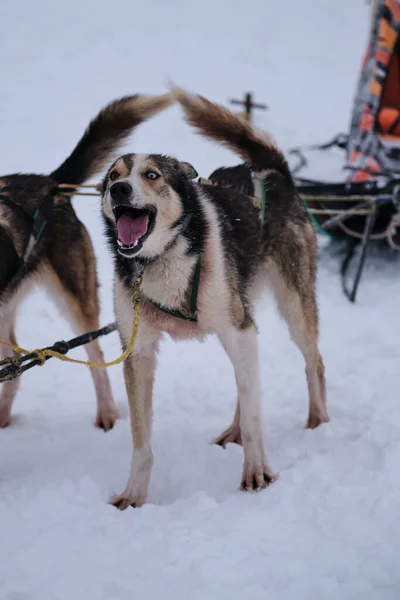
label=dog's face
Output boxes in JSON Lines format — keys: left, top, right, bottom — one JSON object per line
{"left": 102, "top": 153, "right": 198, "bottom": 259}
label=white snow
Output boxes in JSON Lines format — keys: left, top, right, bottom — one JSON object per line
{"left": 1, "top": 1, "right": 400, "bottom": 598}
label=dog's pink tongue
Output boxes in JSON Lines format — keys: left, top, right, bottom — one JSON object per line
{"left": 117, "top": 214, "right": 149, "bottom": 246}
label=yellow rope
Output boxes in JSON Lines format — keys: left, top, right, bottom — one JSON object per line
{"left": 63, "top": 192, "right": 101, "bottom": 197}
{"left": 1, "top": 177, "right": 381, "bottom": 373}
{"left": 57, "top": 183, "right": 379, "bottom": 215}
{"left": 307, "top": 207, "right": 374, "bottom": 216}
{"left": 0, "top": 287, "right": 141, "bottom": 369}
{"left": 57, "top": 183, "right": 101, "bottom": 197}
{"left": 300, "top": 195, "right": 376, "bottom": 203}
{"left": 57, "top": 184, "right": 99, "bottom": 189}
{"left": 299, "top": 194, "right": 377, "bottom": 216}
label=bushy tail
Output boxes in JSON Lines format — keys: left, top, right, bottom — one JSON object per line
{"left": 171, "top": 85, "right": 290, "bottom": 178}
{"left": 50, "top": 94, "right": 172, "bottom": 185}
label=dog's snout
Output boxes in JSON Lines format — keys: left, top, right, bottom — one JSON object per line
{"left": 110, "top": 182, "right": 133, "bottom": 205}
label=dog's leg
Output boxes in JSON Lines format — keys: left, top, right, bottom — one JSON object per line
{"left": 46, "top": 218, "right": 119, "bottom": 431}
{"left": 64, "top": 303, "right": 119, "bottom": 431}
{"left": 85, "top": 338, "right": 119, "bottom": 431}
{"left": 0, "top": 318, "right": 20, "bottom": 427}
{"left": 269, "top": 263, "right": 328, "bottom": 429}
{"left": 111, "top": 345, "right": 157, "bottom": 509}
{"left": 218, "top": 325, "right": 274, "bottom": 491}
{"left": 63, "top": 299, "right": 119, "bottom": 432}
{"left": 44, "top": 269, "right": 119, "bottom": 432}
{"left": 213, "top": 401, "right": 242, "bottom": 448}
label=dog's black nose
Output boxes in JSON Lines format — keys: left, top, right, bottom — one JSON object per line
{"left": 110, "top": 181, "right": 133, "bottom": 205}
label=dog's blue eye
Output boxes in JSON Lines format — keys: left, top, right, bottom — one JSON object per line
{"left": 146, "top": 171, "right": 159, "bottom": 180}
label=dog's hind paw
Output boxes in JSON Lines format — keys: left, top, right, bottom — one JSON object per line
{"left": 95, "top": 404, "right": 119, "bottom": 432}
{"left": 306, "top": 411, "right": 329, "bottom": 430}
{"left": 0, "top": 406, "right": 11, "bottom": 428}
{"left": 213, "top": 424, "right": 242, "bottom": 448}
{"left": 110, "top": 491, "right": 146, "bottom": 510}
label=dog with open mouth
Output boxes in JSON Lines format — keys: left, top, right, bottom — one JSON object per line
{"left": 0, "top": 92, "right": 172, "bottom": 430}
{"left": 101, "top": 86, "right": 329, "bottom": 509}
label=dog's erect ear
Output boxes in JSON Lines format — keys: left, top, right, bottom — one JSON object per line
{"left": 180, "top": 161, "right": 198, "bottom": 179}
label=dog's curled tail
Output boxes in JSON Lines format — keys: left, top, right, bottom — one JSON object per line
{"left": 171, "top": 85, "right": 291, "bottom": 179}
{"left": 50, "top": 94, "right": 172, "bottom": 185}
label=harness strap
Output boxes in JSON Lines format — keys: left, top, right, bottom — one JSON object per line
{"left": 148, "top": 257, "right": 201, "bottom": 322}
{"left": 0, "top": 193, "right": 55, "bottom": 276}
{"left": 22, "top": 194, "right": 55, "bottom": 264}
{"left": 148, "top": 175, "right": 266, "bottom": 322}
{"left": 200, "top": 176, "right": 266, "bottom": 223}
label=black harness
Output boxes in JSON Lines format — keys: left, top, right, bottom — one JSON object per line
{"left": 0, "top": 193, "right": 55, "bottom": 286}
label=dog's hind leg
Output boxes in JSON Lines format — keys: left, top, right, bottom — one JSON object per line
{"left": 268, "top": 260, "right": 328, "bottom": 429}
{"left": 213, "top": 401, "right": 242, "bottom": 448}
{"left": 46, "top": 219, "right": 118, "bottom": 431}
{"left": 46, "top": 277, "right": 119, "bottom": 431}
{"left": 0, "top": 229, "right": 21, "bottom": 427}
{"left": 0, "top": 316, "right": 20, "bottom": 427}
{"left": 218, "top": 324, "right": 275, "bottom": 492}
{"left": 47, "top": 276, "right": 119, "bottom": 431}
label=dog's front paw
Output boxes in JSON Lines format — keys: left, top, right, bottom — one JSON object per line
{"left": 240, "top": 462, "right": 276, "bottom": 492}
{"left": 95, "top": 404, "right": 119, "bottom": 432}
{"left": 110, "top": 489, "right": 147, "bottom": 510}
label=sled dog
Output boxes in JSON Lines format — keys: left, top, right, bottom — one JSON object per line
{"left": 101, "top": 87, "right": 328, "bottom": 508}
{"left": 0, "top": 93, "right": 172, "bottom": 429}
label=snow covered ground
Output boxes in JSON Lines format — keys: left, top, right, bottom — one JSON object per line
{"left": 1, "top": 0, "right": 400, "bottom": 598}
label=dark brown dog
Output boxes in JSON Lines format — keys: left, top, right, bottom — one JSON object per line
{"left": 0, "top": 93, "right": 172, "bottom": 429}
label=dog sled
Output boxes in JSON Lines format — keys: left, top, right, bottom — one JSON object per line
{"left": 291, "top": 0, "right": 400, "bottom": 302}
